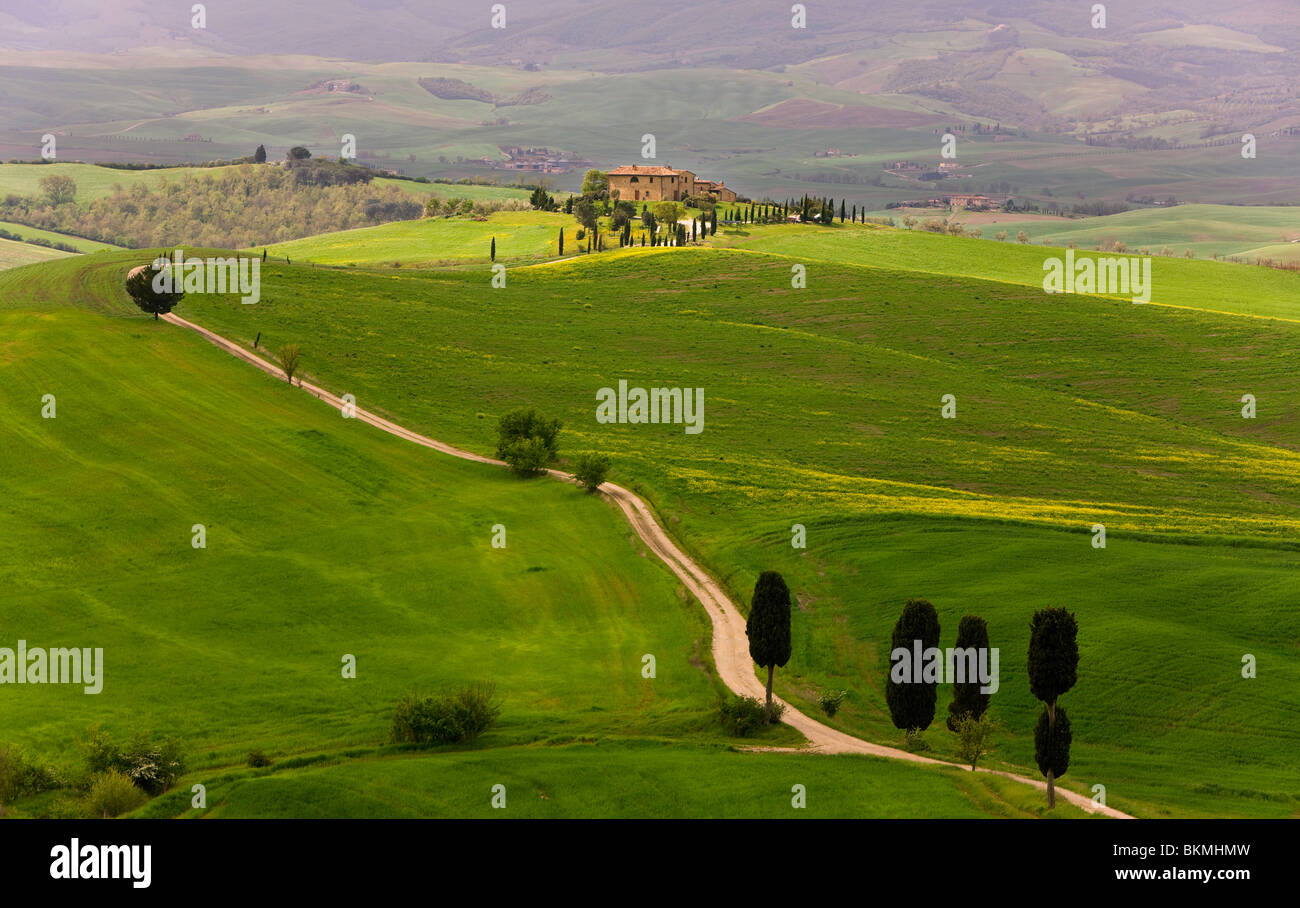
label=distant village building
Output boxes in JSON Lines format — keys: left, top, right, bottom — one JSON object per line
{"left": 946, "top": 194, "right": 994, "bottom": 209}
{"left": 606, "top": 165, "right": 738, "bottom": 202}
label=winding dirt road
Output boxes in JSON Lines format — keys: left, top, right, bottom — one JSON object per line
{"left": 163, "top": 311, "right": 1132, "bottom": 818}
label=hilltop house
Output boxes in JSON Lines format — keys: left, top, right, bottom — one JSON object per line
{"left": 607, "top": 165, "right": 738, "bottom": 203}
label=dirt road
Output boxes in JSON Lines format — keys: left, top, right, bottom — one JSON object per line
{"left": 163, "top": 311, "right": 1133, "bottom": 818}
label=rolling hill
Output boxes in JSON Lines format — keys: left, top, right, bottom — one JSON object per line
{"left": 0, "top": 250, "right": 1089, "bottom": 818}
{"left": 159, "top": 221, "right": 1300, "bottom": 818}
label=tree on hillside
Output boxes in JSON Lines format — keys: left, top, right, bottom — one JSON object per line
{"left": 287, "top": 146, "right": 312, "bottom": 161}
{"left": 652, "top": 201, "right": 684, "bottom": 227}
{"left": 254, "top": 144, "right": 267, "bottom": 163}
{"left": 276, "top": 344, "right": 301, "bottom": 384}
{"left": 580, "top": 169, "right": 609, "bottom": 201}
{"left": 124, "top": 263, "right": 184, "bottom": 320}
{"left": 573, "top": 198, "right": 599, "bottom": 234}
{"left": 558, "top": 227, "right": 564, "bottom": 256}
{"left": 490, "top": 236, "right": 496, "bottom": 261}
{"left": 573, "top": 453, "right": 610, "bottom": 492}
{"left": 496, "top": 408, "right": 562, "bottom": 477}
{"left": 746, "top": 571, "right": 792, "bottom": 713}
{"left": 1027, "top": 607, "right": 1078, "bottom": 808}
{"left": 529, "top": 186, "right": 554, "bottom": 211}
{"left": 39, "top": 174, "right": 77, "bottom": 206}
{"left": 885, "top": 598, "right": 941, "bottom": 735}
{"left": 641, "top": 210, "right": 657, "bottom": 239}
{"left": 839, "top": 200, "right": 846, "bottom": 222}
{"left": 946, "top": 614, "right": 992, "bottom": 731}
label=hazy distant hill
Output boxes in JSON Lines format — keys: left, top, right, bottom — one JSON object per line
{"left": 5, "top": 0, "right": 1298, "bottom": 64}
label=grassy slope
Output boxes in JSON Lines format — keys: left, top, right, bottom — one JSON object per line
{"left": 173, "top": 240, "right": 1300, "bottom": 818}
{"left": 0, "top": 236, "right": 73, "bottom": 269}
{"left": 0, "top": 220, "right": 119, "bottom": 253}
{"left": 0, "top": 250, "right": 1059, "bottom": 819}
{"left": 267, "top": 210, "right": 569, "bottom": 266}
{"left": 941, "top": 205, "right": 1300, "bottom": 261}
{"left": 141, "top": 743, "right": 1087, "bottom": 819}
{"left": 0, "top": 163, "right": 254, "bottom": 202}
{"left": 713, "top": 222, "right": 1300, "bottom": 321}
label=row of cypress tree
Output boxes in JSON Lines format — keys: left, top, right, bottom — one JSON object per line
{"left": 884, "top": 598, "right": 1078, "bottom": 808}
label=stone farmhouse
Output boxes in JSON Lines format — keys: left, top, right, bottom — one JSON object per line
{"left": 606, "top": 165, "right": 738, "bottom": 203}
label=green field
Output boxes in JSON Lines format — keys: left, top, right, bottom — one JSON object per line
{"left": 937, "top": 205, "right": 1300, "bottom": 262}
{"left": 166, "top": 228, "right": 1300, "bottom": 818}
{"left": 268, "top": 210, "right": 568, "bottom": 266}
{"left": 711, "top": 221, "right": 1300, "bottom": 321}
{"left": 0, "top": 236, "right": 74, "bottom": 269}
{"left": 0, "top": 249, "right": 1095, "bottom": 819}
{"left": 0, "top": 219, "right": 119, "bottom": 253}
{"left": 141, "top": 742, "right": 1087, "bottom": 819}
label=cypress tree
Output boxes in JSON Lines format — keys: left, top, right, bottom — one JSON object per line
{"left": 490, "top": 236, "right": 496, "bottom": 261}
{"left": 840, "top": 200, "right": 846, "bottom": 222}
{"left": 885, "top": 598, "right": 942, "bottom": 734}
{"left": 558, "top": 227, "right": 564, "bottom": 256}
{"left": 746, "top": 571, "right": 793, "bottom": 711}
{"left": 1028, "top": 607, "right": 1079, "bottom": 808}
{"left": 946, "top": 615, "right": 992, "bottom": 731}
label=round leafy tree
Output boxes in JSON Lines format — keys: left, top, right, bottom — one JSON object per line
{"left": 125, "top": 263, "right": 184, "bottom": 320}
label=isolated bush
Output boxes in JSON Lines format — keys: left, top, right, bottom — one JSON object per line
{"left": 0, "top": 744, "right": 60, "bottom": 804}
{"left": 84, "top": 770, "right": 147, "bottom": 818}
{"left": 246, "top": 749, "right": 273, "bottom": 768}
{"left": 390, "top": 683, "right": 501, "bottom": 746}
{"left": 717, "top": 695, "right": 769, "bottom": 737}
{"left": 496, "top": 409, "right": 561, "bottom": 475}
{"left": 818, "top": 689, "right": 848, "bottom": 717}
{"left": 573, "top": 453, "right": 610, "bottom": 491}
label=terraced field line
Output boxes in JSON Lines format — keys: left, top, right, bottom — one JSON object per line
{"left": 163, "top": 311, "right": 1133, "bottom": 819}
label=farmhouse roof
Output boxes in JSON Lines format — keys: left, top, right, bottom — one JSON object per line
{"left": 608, "top": 165, "right": 681, "bottom": 175}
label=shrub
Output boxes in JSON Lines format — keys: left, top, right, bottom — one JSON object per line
{"left": 0, "top": 744, "right": 60, "bottom": 804}
{"left": 572, "top": 453, "right": 610, "bottom": 491}
{"left": 247, "top": 749, "right": 273, "bottom": 768}
{"left": 76, "top": 726, "right": 185, "bottom": 795}
{"left": 117, "top": 733, "right": 186, "bottom": 795}
{"left": 717, "top": 695, "right": 769, "bottom": 737}
{"left": 84, "top": 770, "right": 147, "bottom": 818}
{"left": 500, "top": 436, "right": 551, "bottom": 476}
{"left": 902, "top": 728, "right": 930, "bottom": 752}
{"left": 390, "top": 684, "right": 501, "bottom": 746}
{"left": 764, "top": 701, "right": 786, "bottom": 724}
{"left": 818, "top": 689, "right": 848, "bottom": 717}
{"left": 496, "top": 409, "right": 561, "bottom": 475}
{"left": 954, "top": 713, "right": 996, "bottom": 770}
